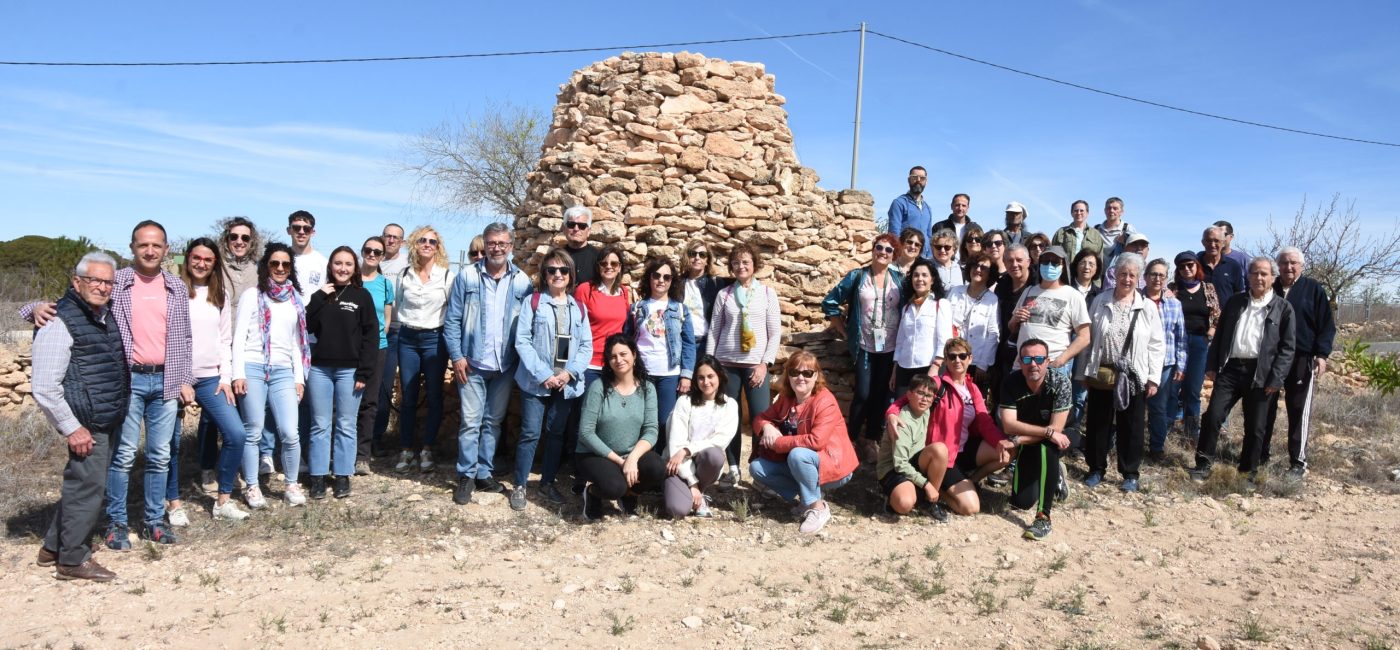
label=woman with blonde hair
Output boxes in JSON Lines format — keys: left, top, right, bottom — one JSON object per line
{"left": 393, "top": 226, "right": 454, "bottom": 473}
{"left": 749, "top": 351, "right": 858, "bottom": 534}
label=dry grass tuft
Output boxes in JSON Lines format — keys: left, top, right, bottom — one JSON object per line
{"left": 0, "top": 407, "right": 66, "bottom": 535}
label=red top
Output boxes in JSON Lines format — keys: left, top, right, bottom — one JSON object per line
{"left": 753, "top": 388, "right": 859, "bottom": 485}
{"left": 887, "top": 375, "right": 1006, "bottom": 468}
{"left": 574, "top": 282, "right": 630, "bottom": 369}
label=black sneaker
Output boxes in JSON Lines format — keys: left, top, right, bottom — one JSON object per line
{"left": 1188, "top": 465, "right": 1212, "bottom": 482}
{"left": 140, "top": 521, "right": 179, "bottom": 545}
{"left": 986, "top": 467, "right": 1011, "bottom": 487}
{"left": 619, "top": 495, "right": 639, "bottom": 519}
{"left": 1285, "top": 464, "right": 1308, "bottom": 482}
{"left": 509, "top": 485, "right": 528, "bottom": 511}
{"left": 453, "top": 476, "right": 474, "bottom": 505}
{"left": 582, "top": 485, "right": 603, "bottom": 521}
{"left": 1022, "top": 516, "right": 1052, "bottom": 541}
{"left": 1146, "top": 449, "right": 1167, "bottom": 464}
{"left": 925, "top": 502, "right": 949, "bottom": 522}
{"left": 475, "top": 477, "right": 507, "bottom": 494}
{"left": 571, "top": 478, "right": 586, "bottom": 496}
{"left": 104, "top": 523, "right": 132, "bottom": 551}
{"left": 309, "top": 475, "right": 328, "bottom": 500}
{"left": 542, "top": 483, "right": 567, "bottom": 504}
{"left": 332, "top": 475, "right": 352, "bottom": 499}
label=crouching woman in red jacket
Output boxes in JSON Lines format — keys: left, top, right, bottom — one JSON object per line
{"left": 749, "top": 351, "right": 858, "bottom": 535}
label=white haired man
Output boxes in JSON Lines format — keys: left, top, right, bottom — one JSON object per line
{"left": 1264, "top": 246, "right": 1335, "bottom": 480}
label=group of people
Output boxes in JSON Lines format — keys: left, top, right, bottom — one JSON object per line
{"left": 872, "top": 168, "right": 1335, "bottom": 539}
{"left": 31, "top": 183, "right": 1335, "bottom": 581}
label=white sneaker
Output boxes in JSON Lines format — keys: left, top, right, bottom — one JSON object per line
{"left": 799, "top": 505, "right": 832, "bottom": 534}
{"left": 199, "top": 470, "right": 218, "bottom": 494}
{"left": 259, "top": 455, "right": 275, "bottom": 476}
{"left": 244, "top": 485, "right": 267, "bottom": 510}
{"left": 212, "top": 500, "right": 251, "bottom": 521}
{"left": 167, "top": 507, "right": 190, "bottom": 527}
{"left": 284, "top": 483, "right": 306, "bottom": 507}
{"left": 396, "top": 450, "right": 416, "bottom": 472}
{"left": 419, "top": 449, "right": 436, "bottom": 472}
{"left": 693, "top": 495, "right": 714, "bottom": 518}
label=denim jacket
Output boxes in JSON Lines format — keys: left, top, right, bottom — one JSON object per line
{"left": 513, "top": 292, "right": 593, "bottom": 399}
{"left": 623, "top": 297, "right": 696, "bottom": 379}
{"left": 821, "top": 266, "right": 905, "bottom": 359}
{"left": 444, "top": 261, "right": 534, "bottom": 370}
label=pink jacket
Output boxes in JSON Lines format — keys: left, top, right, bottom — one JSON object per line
{"left": 753, "top": 388, "right": 859, "bottom": 485}
{"left": 887, "top": 375, "right": 1006, "bottom": 468}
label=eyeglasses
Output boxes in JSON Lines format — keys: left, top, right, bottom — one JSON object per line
{"left": 362, "top": 247, "right": 384, "bottom": 257}
{"left": 268, "top": 260, "right": 292, "bottom": 270}
{"left": 484, "top": 241, "right": 511, "bottom": 250}
{"left": 1021, "top": 355, "right": 1048, "bottom": 366}
{"left": 600, "top": 260, "right": 621, "bottom": 269}
{"left": 903, "top": 240, "right": 923, "bottom": 248}
{"left": 934, "top": 244, "right": 954, "bottom": 252}
{"left": 946, "top": 352, "right": 970, "bottom": 361}
{"left": 873, "top": 244, "right": 896, "bottom": 254}
{"left": 290, "top": 225, "right": 313, "bottom": 234}
{"left": 77, "top": 275, "right": 113, "bottom": 288}
{"left": 791, "top": 369, "right": 817, "bottom": 379}
{"left": 544, "top": 265, "right": 571, "bottom": 277}
{"left": 226, "top": 233, "right": 251, "bottom": 243}
{"left": 911, "top": 389, "right": 936, "bottom": 400}
{"left": 688, "top": 250, "right": 709, "bottom": 259}
{"left": 1146, "top": 272, "right": 1168, "bottom": 279}
{"left": 417, "top": 237, "right": 438, "bottom": 246}
{"left": 565, "top": 221, "right": 589, "bottom": 230}
{"left": 651, "top": 272, "right": 673, "bottom": 282}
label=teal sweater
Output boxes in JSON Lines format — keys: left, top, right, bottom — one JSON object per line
{"left": 576, "top": 379, "right": 658, "bottom": 456}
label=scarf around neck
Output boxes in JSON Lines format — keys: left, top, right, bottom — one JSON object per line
{"left": 257, "top": 280, "right": 310, "bottom": 380}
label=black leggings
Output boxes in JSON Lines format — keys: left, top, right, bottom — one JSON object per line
{"left": 849, "top": 350, "right": 896, "bottom": 441}
{"left": 577, "top": 452, "right": 666, "bottom": 500}
{"left": 1009, "top": 435, "right": 1073, "bottom": 518}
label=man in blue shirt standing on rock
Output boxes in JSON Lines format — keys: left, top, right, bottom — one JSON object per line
{"left": 887, "top": 166, "right": 933, "bottom": 258}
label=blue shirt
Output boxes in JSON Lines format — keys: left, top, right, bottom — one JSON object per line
{"left": 476, "top": 271, "right": 514, "bottom": 372}
{"left": 1154, "top": 295, "right": 1188, "bottom": 370}
{"left": 887, "top": 193, "right": 934, "bottom": 257}
{"left": 362, "top": 274, "right": 395, "bottom": 349}
{"left": 1200, "top": 253, "right": 1245, "bottom": 299}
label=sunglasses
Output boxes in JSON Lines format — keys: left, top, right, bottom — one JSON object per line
{"left": 362, "top": 247, "right": 384, "bottom": 257}
{"left": 1021, "top": 355, "right": 1048, "bottom": 366}
{"left": 565, "top": 221, "right": 589, "bottom": 230}
{"left": 417, "top": 237, "right": 439, "bottom": 246}
{"left": 688, "top": 250, "right": 710, "bottom": 259}
{"left": 791, "top": 369, "right": 818, "bottom": 379}
{"left": 289, "top": 224, "right": 313, "bottom": 234}
{"left": 986, "top": 239, "right": 1005, "bottom": 247}
{"left": 226, "top": 233, "right": 251, "bottom": 243}
{"left": 544, "top": 265, "right": 571, "bottom": 277}
{"left": 651, "top": 272, "right": 673, "bottom": 282}
{"left": 903, "top": 240, "right": 923, "bottom": 248}
{"left": 600, "top": 260, "right": 621, "bottom": 269}
{"left": 935, "top": 245, "right": 954, "bottom": 252}
{"left": 469, "top": 250, "right": 484, "bottom": 258}
{"left": 946, "top": 352, "right": 970, "bottom": 361}
{"left": 973, "top": 265, "right": 992, "bottom": 272}
{"left": 268, "top": 260, "right": 292, "bottom": 270}
{"left": 873, "top": 244, "right": 896, "bottom": 254}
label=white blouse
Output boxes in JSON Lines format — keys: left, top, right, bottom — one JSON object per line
{"left": 394, "top": 265, "right": 454, "bottom": 330}
{"left": 947, "top": 285, "right": 1001, "bottom": 369}
{"left": 894, "top": 296, "right": 954, "bottom": 369}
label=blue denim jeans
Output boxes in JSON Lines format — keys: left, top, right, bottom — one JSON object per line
{"left": 308, "top": 365, "right": 363, "bottom": 477}
{"left": 191, "top": 376, "right": 247, "bottom": 495}
{"left": 374, "top": 325, "right": 400, "bottom": 445}
{"left": 1179, "top": 333, "right": 1209, "bottom": 422}
{"left": 240, "top": 363, "right": 302, "bottom": 485}
{"left": 107, "top": 371, "right": 178, "bottom": 527}
{"left": 518, "top": 391, "right": 577, "bottom": 487}
{"left": 749, "top": 447, "right": 853, "bottom": 507}
{"left": 650, "top": 374, "right": 680, "bottom": 456}
{"left": 455, "top": 367, "right": 513, "bottom": 479}
{"left": 1148, "top": 366, "right": 1181, "bottom": 452}
{"left": 398, "top": 327, "right": 446, "bottom": 450}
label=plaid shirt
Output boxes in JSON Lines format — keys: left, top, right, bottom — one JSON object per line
{"left": 23, "top": 267, "right": 193, "bottom": 400}
{"left": 1153, "top": 294, "right": 1188, "bottom": 370}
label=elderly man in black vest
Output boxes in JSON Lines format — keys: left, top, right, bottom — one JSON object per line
{"left": 32, "top": 252, "right": 130, "bottom": 581}
{"left": 1264, "top": 246, "right": 1335, "bottom": 480}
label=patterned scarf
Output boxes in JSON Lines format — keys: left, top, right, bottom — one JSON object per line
{"left": 735, "top": 283, "right": 756, "bottom": 353}
{"left": 258, "top": 280, "right": 310, "bottom": 380}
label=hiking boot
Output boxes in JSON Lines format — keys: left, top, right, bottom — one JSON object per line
{"left": 55, "top": 560, "right": 116, "bottom": 582}
{"left": 509, "top": 485, "right": 528, "bottom": 511}
{"left": 333, "top": 475, "right": 352, "bottom": 499}
{"left": 36, "top": 546, "right": 58, "bottom": 567}
{"left": 140, "top": 522, "right": 179, "bottom": 545}
{"left": 1023, "top": 516, "right": 1052, "bottom": 541}
{"left": 542, "top": 483, "right": 567, "bottom": 504}
{"left": 244, "top": 485, "right": 268, "bottom": 509}
{"left": 212, "top": 500, "right": 251, "bottom": 521}
{"left": 419, "top": 449, "right": 437, "bottom": 472}
{"left": 798, "top": 506, "right": 832, "bottom": 534}
{"left": 395, "top": 450, "right": 416, "bottom": 472}
{"left": 104, "top": 523, "right": 132, "bottom": 551}
{"left": 1120, "top": 477, "right": 1140, "bottom": 493}
{"left": 475, "top": 477, "right": 507, "bottom": 494}
{"left": 453, "top": 476, "right": 474, "bottom": 505}
{"left": 1082, "top": 472, "right": 1104, "bottom": 488}
{"left": 309, "top": 475, "right": 328, "bottom": 500}
{"left": 582, "top": 485, "right": 603, "bottom": 521}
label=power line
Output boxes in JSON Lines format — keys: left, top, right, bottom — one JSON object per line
{"left": 0, "top": 29, "right": 858, "bottom": 67}
{"left": 868, "top": 30, "right": 1400, "bottom": 149}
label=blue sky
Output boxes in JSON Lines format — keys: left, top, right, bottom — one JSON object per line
{"left": 2, "top": 1, "right": 1398, "bottom": 271}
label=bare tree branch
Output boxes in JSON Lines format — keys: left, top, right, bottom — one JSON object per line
{"left": 1254, "top": 193, "right": 1400, "bottom": 304}
{"left": 398, "top": 101, "right": 547, "bottom": 218}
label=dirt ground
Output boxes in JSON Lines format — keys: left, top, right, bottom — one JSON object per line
{"left": 3, "top": 434, "right": 1398, "bottom": 650}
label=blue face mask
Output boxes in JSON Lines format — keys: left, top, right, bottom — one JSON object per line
{"left": 1039, "top": 263, "right": 1063, "bottom": 283}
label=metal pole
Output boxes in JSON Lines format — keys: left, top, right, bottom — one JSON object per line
{"left": 849, "top": 21, "right": 866, "bottom": 189}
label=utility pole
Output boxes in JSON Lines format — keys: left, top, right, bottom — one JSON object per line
{"left": 849, "top": 21, "right": 867, "bottom": 189}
